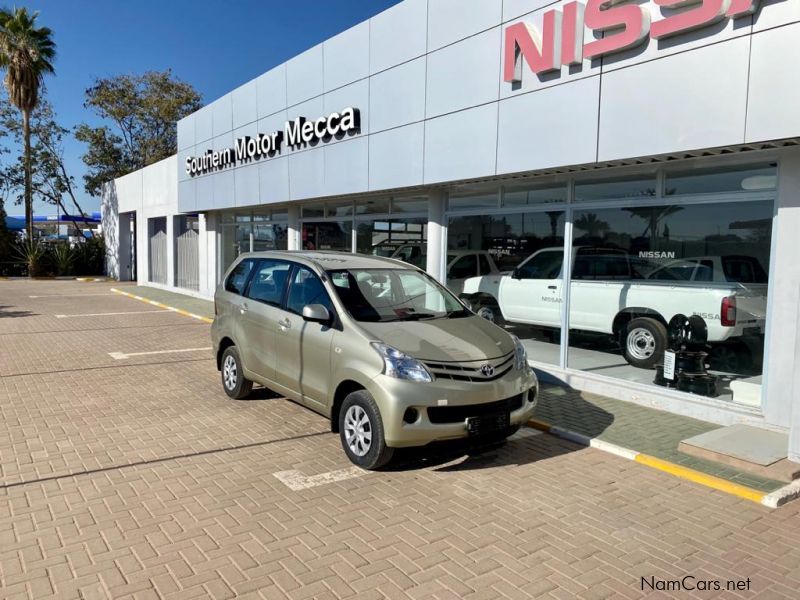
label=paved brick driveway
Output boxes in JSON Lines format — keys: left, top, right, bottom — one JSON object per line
{"left": 1, "top": 280, "right": 799, "bottom": 599}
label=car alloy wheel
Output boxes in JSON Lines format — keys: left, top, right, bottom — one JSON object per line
{"left": 223, "top": 354, "right": 237, "bottom": 390}
{"left": 343, "top": 404, "right": 372, "bottom": 457}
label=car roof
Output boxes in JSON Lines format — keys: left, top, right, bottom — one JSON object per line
{"left": 237, "top": 250, "right": 414, "bottom": 271}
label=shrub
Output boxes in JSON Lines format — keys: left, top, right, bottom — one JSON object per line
{"left": 73, "top": 235, "right": 106, "bottom": 276}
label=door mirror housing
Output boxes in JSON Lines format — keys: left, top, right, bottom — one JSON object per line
{"left": 511, "top": 269, "right": 522, "bottom": 280}
{"left": 302, "top": 303, "right": 331, "bottom": 324}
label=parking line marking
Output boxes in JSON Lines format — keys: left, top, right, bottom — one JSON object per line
{"left": 273, "top": 467, "right": 365, "bottom": 491}
{"left": 29, "top": 293, "right": 116, "bottom": 298}
{"left": 110, "top": 288, "right": 213, "bottom": 324}
{"left": 109, "top": 347, "right": 211, "bottom": 360}
{"left": 55, "top": 310, "right": 172, "bottom": 318}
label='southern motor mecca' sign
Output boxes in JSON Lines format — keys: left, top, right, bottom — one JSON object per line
{"left": 185, "top": 107, "right": 361, "bottom": 177}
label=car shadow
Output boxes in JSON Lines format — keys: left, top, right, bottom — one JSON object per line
{"left": 0, "top": 304, "right": 36, "bottom": 319}
{"left": 385, "top": 381, "right": 614, "bottom": 472}
{"left": 236, "top": 385, "right": 284, "bottom": 402}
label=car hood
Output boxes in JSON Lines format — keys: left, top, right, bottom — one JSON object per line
{"left": 356, "top": 315, "right": 515, "bottom": 362}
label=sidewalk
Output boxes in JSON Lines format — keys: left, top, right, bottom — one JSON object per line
{"left": 533, "top": 384, "right": 786, "bottom": 493}
{"left": 116, "top": 284, "right": 787, "bottom": 495}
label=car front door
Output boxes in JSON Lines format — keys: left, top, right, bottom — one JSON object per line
{"left": 447, "top": 254, "right": 478, "bottom": 295}
{"left": 241, "top": 259, "right": 292, "bottom": 382}
{"left": 273, "top": 265, "right": 337, "bottom": 410}
{"left": 499, "top": 249, "right": 563, "bottom": 326}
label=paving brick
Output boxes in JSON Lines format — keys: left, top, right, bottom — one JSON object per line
{"left": 2, "top": 280, "right": 800, "bottom": 600}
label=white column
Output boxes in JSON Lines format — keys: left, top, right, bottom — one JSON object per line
{"left": 763, "top": 149, "right": 800, "bottom": 462}
{"left": 288, "top": 205, "right": 301, "bottom": 250}
{"left": 426, "top": 191, "right": 446, "bottom": 283}
{"left": 166, "top": 215, "right": 176, "bottom": 287}
{"left": 198, "top": 213, "right": 210, "bottom": 296}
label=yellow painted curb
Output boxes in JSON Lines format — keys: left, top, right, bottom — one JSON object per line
{"left": 634, "top": 453, "right": 765, "bottom": 504}
{"left": 525, "top": 418, "right": 769, "bottom": 506}
{"left": 110, "top": 287, "right": 213, "bottom": 324}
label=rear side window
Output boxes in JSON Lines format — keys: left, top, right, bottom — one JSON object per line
{"left": 479, "top": 254, "right": 492, "bottom": 275}
{"left": 449, "top": 255, "right": 477, "bottom": 279}
{"left": 225, "top": 259, "right": 256, "bottom": 295}
{"left": 246, "top": 260, "right": 291, "bottom": 306}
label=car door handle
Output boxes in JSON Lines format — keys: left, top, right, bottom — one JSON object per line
{"left": 278, "top": 318, "right": 291, "bottom": 329}
{"left": 240, "top": 303, "right": 249, "bottom": 314}
{"left": 547, "top": 285, "right": 557, "bottom": 290}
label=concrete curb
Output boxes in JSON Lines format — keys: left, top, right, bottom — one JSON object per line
{"left": 526, "top": 418, "right": 795, "bottom": 508}
{"left": 110, "top": 288, "right": 213, "bottom": 324}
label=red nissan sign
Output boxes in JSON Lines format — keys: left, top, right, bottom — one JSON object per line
{"left": 504, "top": 0, "right": 762, "bottom": 82}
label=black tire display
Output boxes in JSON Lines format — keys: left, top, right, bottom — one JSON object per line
{"left": 339, "top": 390, "right": 394, "bottom": 470}
{"left": 623, "top": 317, "right": 668, "bottom": 369}
{"left": 220, "top": 346, "right": 254, "bottom": 400}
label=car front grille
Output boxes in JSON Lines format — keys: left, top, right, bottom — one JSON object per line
{"left": 427, "top": 393, "right": 525, "bottom": 424}
{"left": 423, "top": 351, "right": 515, "bottom": 383}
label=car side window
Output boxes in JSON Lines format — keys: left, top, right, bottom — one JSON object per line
{"left": 479, "top": 254, "right": 492, "bottom": 275}
{"left": 225, "top": 259, "right": 256, "bottom": 295}
{"left": 245, "top": 260, "right": 291, "bottom": 306}
{"left": 286, "top": 266, "right": 333, "bottom": 315}
{"left": 449, "top": 255, "right": 477, "bottom": 279}
{"left": 517, "top": 251, "right": 563, "bottom": 280}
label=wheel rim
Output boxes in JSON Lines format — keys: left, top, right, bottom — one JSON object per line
{"left": 223, "top": 354, "right": 237, "bottom": 390}
{"left": 343, "top": 405, "right": 372, "bottom": 457}
{"left": 477, "top": 306, "right": 496, "bottom": 322}
{"left": 627, "top": 328, "right": 656, "bottom": 360}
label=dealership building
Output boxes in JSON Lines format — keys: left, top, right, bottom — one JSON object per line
{"left": 101, "top": 0, "right": 800, "bottom": 462}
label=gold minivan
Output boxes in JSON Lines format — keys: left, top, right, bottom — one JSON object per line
{"left": 212, "top": 251, "right": 538, "bottom": 469}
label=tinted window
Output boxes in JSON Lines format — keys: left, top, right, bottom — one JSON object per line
{"left": 246, "top": 260, "right": 291, "bottom": 306}
{"left": 449, "top": 255, "right": 477, "bottom": 279}
{"left": 479, "top": 254, "right": 492, "bottom": 274}
{"left": 722, "top": 257, "right": 768, "bottom": 283}
{"left": 517, "top": 250, "right": 563, "bottom": 279}
{"left": 286, "top": 266, "right": 333, "bottom": 314}
{"left": 225, "top": 259, "right": 256, "bottom": 295}
{"left": 572, "top": 250, "right": 631, "bottom": 280}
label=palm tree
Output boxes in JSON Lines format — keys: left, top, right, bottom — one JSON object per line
{"left": 0, "top": 7, "right": 56, "bottom": 241}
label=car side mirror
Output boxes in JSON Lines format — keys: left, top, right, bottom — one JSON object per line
{"left": 511, "top": 269, "right": 522, "bottom": 280}
{"left": 302, "top": 303, "right": 331, "bottom": 324}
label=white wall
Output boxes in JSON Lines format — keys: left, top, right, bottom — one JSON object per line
{"left": 101, "top": 156, "right": 215, "bottom": 296}
{"left": 176, "top": 0, "right": 800, "bottom": 212}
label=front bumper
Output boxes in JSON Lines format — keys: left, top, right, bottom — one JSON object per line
{"left": 371, "top": 367, "right": 539, "bottom": 448}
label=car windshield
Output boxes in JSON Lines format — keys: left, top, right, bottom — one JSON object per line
{"left": 327, "top": 268, "right": 470, "bottom": 322}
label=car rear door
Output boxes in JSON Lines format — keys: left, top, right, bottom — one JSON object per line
{"left": 241, "top": 259, "right": 292, "bottom": 382}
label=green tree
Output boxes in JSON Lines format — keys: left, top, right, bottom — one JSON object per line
{"left": 0, "top": 94, "right": 93, "bottom": 238}
{"left": 76, "top": 70, "right": 202, "bottom": 195}
{"left": 0, "top": 7, "right": 56, "bottom": 240}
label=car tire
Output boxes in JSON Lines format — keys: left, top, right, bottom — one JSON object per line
{"left": 475, "top": 301, "right": 505, "bottom": 327}
{"left": 220, "top": 346, "right": 253, "bottom": 399}
{"left": 339, "top": 390, "right": 394, "bottom": 470}
{"left": 623, "top": 317, "right": 667, "bottom": 369}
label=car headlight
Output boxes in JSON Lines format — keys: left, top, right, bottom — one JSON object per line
{"left": 371, "top": 343, "right": 433, "bottom": 383}
{"left": 511, "top": 335, "right": 528, "bottom": 370}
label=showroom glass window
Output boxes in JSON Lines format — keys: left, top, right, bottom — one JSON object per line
{"left": 355, "top": 196, "right": 428, "bottom": 262}
{"left": 566, "top": 165, "right": 775, "bottom": 406}
{"left": 447, "top": 183, "right": 566, "bottom": 366}
{"left": 220, "top": 210, "right": 288, "bottom": 276}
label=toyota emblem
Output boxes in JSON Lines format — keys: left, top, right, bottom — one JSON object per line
{"left": 480, "top": 364, "right": 495, "bottom": 377}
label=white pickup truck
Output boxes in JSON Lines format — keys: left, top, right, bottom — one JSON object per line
{"left": 460, "top": 246, "right": 768, "bottom": 368}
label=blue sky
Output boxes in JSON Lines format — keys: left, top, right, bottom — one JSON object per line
{"left": 6, "top": 0, "right": 401, "bottom": 216}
